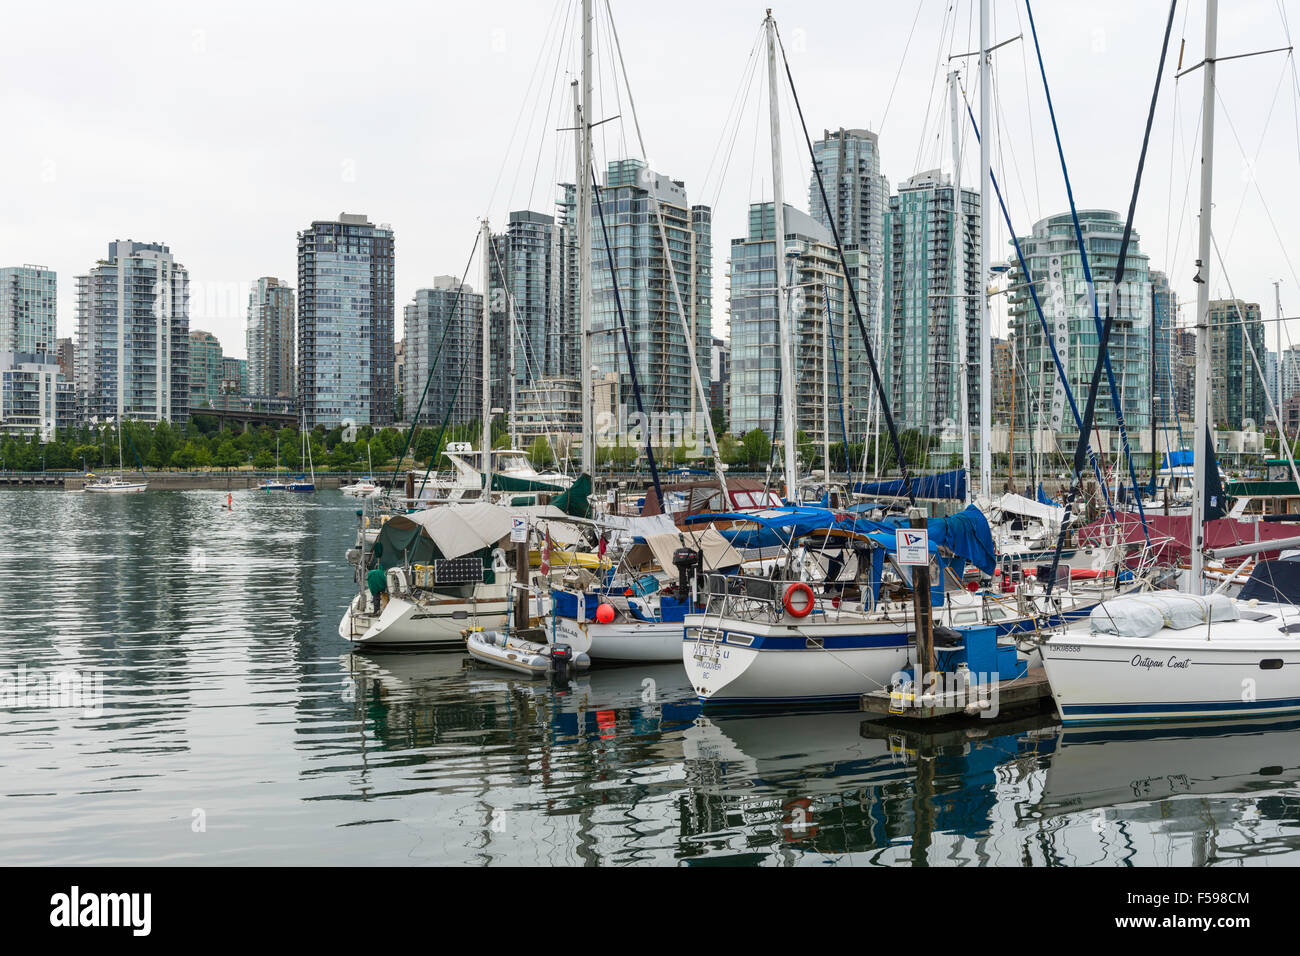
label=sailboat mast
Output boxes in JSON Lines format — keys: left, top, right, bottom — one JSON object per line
{"left": 1190, "top": 0, "right": 1218, "bottom": 592}
{"left": 481, "top": 217, "right": 494, "bottom": 494}
{"left": 822, "top": 289, "right": 830, "bottom": 483}
{"left": 765, "top": 10, "right": 799, "bottom": 502}
{"left": 1276, "top": 280, "right": 1284, "bottom": 426}
{"left": 950, "top": 70, "right": 972, "bottom": 504}
{"left": 978, "top": 0, "right": 993, "bottom": 499}
{"left": 578, "top": 0, "right": 594, "bottom": 478}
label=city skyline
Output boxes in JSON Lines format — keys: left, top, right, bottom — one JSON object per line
{"left": 4, "top": 1, "right": 1297, "bottom": 365}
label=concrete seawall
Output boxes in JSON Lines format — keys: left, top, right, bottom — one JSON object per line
{"left": 1, "top": 472, "right": 357, "bottom": 491}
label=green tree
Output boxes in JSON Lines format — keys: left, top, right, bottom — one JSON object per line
{"left": 740, "top": 428, "right": 771, "bottom": 469}
{"left": 212, "top": 440, "right": 240, "bottom": 470}
{"left": 527, "top": 435, "right": 556, "bottom": 469}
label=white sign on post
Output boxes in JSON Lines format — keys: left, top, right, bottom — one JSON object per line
{"left": 896, "top": 528, "right": 929, "bottom": 566}
{"left": 510, "top": 517, "right": 528, "bottom": 543}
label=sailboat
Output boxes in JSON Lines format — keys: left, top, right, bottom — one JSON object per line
{"left": 286, "top": 413, "right": 316, "bottom": 493}
{"left": 84, "top": 419, "right": 148, "bottom": 493}
{"left": 259, "top": 434, "right": 288, "bottom": 491}
{"left": 341, "top": 443, "right": 381, "bottom": 498}
{"left": 1039, "top": 0, "right": 1300, "bottom": 724}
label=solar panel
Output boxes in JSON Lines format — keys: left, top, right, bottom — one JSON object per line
{"left": 434, "top": 556, "right": 484, "bottom": 585}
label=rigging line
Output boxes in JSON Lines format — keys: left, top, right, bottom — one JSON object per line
{"left": 1209, "top": 233, "right": 1300, "bottom": 493}
{"left": 486, "top": 237, "right": 565, "bottom": 467}
{"left": 523, "top": 0, "right": 578, "bottom": 213}
{"left": 1043, "top": 0, "right": 1179, "bottom": 592}
{"left": 959, "top": 89, "right": 1114, "bottom": 515}
{"left": 1025, "top": 0, "right": 1153, "bottom": 545}
{"left": 1215, "top": 86, "right": 1300, "bottom": 301}
{"left": 487, "top": 0, "right": 568, "bottom": 214}
{"left": 776, "top": 23, "right": 915, "bottom": 506}
{"left": 701, "top": 24, "right": 765, "bottom": 206}
{"left": 880, "top": 0, "right": 927, "bottom": 134}
{"left": 707, "top": 35, "right": 765, "bottom": 214}
{"left": 912, "top": 0, "right": 958, "bottom": 175}
{"left": 1221, "top": 56, "right": 1289, "bottom": 256}
{"left": 388, "top": 229, "right": 481, "bottom": 493}
{"left": 1011, "top": 0, "right": 1043, "bottom": 216}
{"left": 826, "top": 281, "right": 852, "bottom": 458}
{"left": 592, "top": 173, "right": 663, "bottom": 501}
{"left": 1166, "top": 97, "right": 1203, "bottom": 312}
{"left": 602, "top": 0, "right": 728, "bottom": 494}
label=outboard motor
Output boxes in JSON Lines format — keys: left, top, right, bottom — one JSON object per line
{"left": 549, "top": 643, "right": 573, "bottom": 684}
{"left": 933, "top": 625, "right": 962, "bottom": 648}
{"left": 672, "top": 547, "right": 701, "bottom": 598}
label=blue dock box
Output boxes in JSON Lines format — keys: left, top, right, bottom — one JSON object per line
{"left": 934, "top": 625, "right": 1026, "bottom": 682}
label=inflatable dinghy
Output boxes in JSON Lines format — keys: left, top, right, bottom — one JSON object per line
{"left": 466, "top": 629, "right": 591, "bottom": 680}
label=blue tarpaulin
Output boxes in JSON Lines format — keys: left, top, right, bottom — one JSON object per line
{"left": 683, "top": 506, "right": 841, "bottom": 549}
{"left": 684, "top": 502, "right": 996, "bottom": 580}
{"left": 1037, "top": 483, "right": 1055, "bottom": 507}
{"left": 851, "top": 468, "right": 966, "bottom": 500}
{"left": 1163, "top": 449, "right": 1193, "bottom": 468}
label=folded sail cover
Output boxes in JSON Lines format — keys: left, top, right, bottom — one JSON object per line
{"left": 1088, "top": 592, "right": 1238, "bottom": 639}
{"left": 851, "top": 469, "right": 966, "bottom": 500}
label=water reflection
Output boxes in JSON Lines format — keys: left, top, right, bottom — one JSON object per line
{"left": 1, "top": 488, "right": 1299, "bottom": 865}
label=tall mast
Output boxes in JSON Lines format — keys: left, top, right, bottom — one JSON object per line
{"left": 950, "top": 70, "right": 972, "bottom": 504}
{"left": 1275, "top": 280, "right": 1283, "bottom": 418}
{"left": 1150, "top": 282, "right": 1158, "bottom": 489}
{"left": 765, "top": 9, "right": 799, "bottom": 502}
{"left": 481, "top": 217, "right": 494, "bottom": 494}
{"left": 509, "top": 279, "right": 517, "bottom": 450}
{"left": 1190, "top": 0, "right": 1218, "bottom": 592}
{"left": 978, "top": 0, "right": 993, "bottom": 499}
{"left": 822, "top": 283, "right": 831, "bottom": 482}
{"left": 578, "top": 0, "right": 594, "bottom": 477}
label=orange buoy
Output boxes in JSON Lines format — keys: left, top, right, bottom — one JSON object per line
{"left": 596, "top": 603, "right": 616, "bottom": 624}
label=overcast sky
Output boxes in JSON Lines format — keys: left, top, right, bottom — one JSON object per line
{"left": 3, "top": 0, "right": 1299, "bottom": 360}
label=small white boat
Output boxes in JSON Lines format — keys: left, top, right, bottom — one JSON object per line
{"left": 84, "top": 474, "right": 148, "bottom": 494}
{"left": 259, "top": 479, "right": 288, "bottom": 491}
{"left": 341, "top": 477, "right": 381, "bottom": 498}
{"left": 467, "top": 629, "right": 590, "bottom": 679}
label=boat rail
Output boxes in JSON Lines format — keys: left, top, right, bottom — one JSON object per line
{"left": 695, "top": 572, "right": 829, "bottom": 624}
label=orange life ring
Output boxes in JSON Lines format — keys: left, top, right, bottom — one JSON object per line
{"left": 783, "top": 582, "right": 815, "bottom": 618}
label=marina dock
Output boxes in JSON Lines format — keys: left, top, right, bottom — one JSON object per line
{"left": 858, "top": 666, "right": 1055, "bottom": 723}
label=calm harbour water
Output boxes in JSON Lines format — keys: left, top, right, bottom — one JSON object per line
{"left": 2, "top": 487, "right": 1299, "bottom": 866}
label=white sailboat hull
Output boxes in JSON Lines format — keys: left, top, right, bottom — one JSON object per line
{"left": 338, "top": 587, "right": 511, "bottom": 648}
{"left": 681, "top": 614, "right": 911, "bottom": 706}
{"left": 1041, "top": 623, "right": 1300, "bottom": 724}
{"left": 84, "top": 481, "right": 148, "bottom": 493}
{"left": 555, "top": 616, "right": 679, "bottom": 662}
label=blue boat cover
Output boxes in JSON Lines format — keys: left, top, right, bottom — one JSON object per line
{"left": 683, "top": 506, "right": 840, "bottom": 548}
{"left": 850, "top": 468, "right": 966, "bottom": 500}
{"left": 1037, "top": 483, "right": 1055, "bottom": 507}
{"left": 1163, "top": 449, "right": 1193, "bottom": 468}
{"left": 1238, "top": 560, "right": 1300, "bottom": 604}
